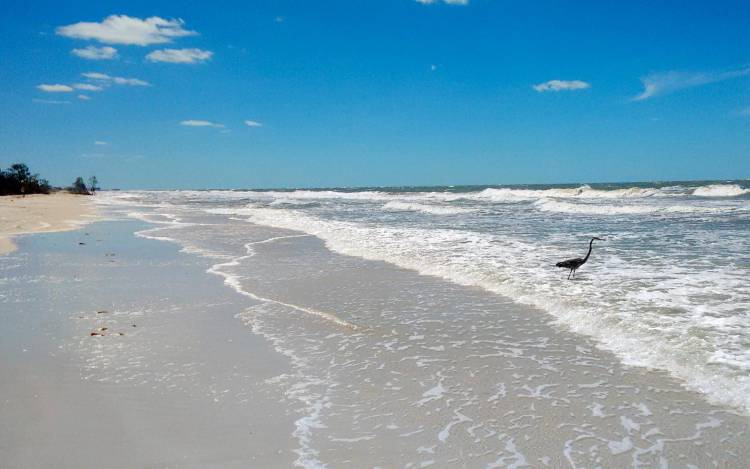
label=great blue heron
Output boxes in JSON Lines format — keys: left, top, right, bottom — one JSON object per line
{"left": 556, "top": 237, "right": 604, "bottom": 279}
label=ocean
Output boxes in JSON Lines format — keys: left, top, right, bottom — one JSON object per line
{"left": 96, "top": 180, "right": 750, "bottom": 465}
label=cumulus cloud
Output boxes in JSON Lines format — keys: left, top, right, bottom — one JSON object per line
{"left": 82, "top": 72, "right": 151, "bottom": 86}
{"left": 71, "top": 45, "right": 118, "bottom": 60}
{"left": 146, "top": 48, "right": 213, "bottom": 64}
{"left": 416, "top": 0, "right": 469, "bottom": 4}
{"left": 244, "top": 120, "right": 262, "bottom": 127}
{"left": 633, "top": 67, "right": 750, "bottom": 101}
{"left": 56, "top": 15, "right": 197, "bottom": 46}
{"left": 533, "top": 80, "right": 591, "bottom": 92}
{"left": 37, "top": 84, "right": 74, "bottom": 92}
{"left": 72, "top": 83, "right": 103, "bottom": 91}
{"left": 180, "top": 120, "right": 225, "bottom": 128}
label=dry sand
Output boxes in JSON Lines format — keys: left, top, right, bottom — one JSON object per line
{"left": 0, "top": 193, "right": 96, "bottom": 255}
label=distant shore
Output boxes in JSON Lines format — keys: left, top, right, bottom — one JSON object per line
{"left": 0, "top": 193, "right": 96, "bottom": 255}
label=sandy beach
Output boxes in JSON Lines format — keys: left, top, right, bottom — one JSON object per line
{"left": 0, "top": 193, "right": 96, "bottom": 255}
{"left": 0, "top": 218, "right": 298, "bottom": 467}
{"left": 2, "top": 192, "right": 749, "bottom": 467}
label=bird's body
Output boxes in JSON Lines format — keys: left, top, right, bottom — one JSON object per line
{"left": 556, "top": 237, "right": 603, "bottom": 279}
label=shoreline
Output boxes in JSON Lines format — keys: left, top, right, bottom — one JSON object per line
{"left": 0, "top": 193, "right": 97, "bottom": 255}
{"left": 104, "top": 197, "right": 750, "bottom": 466}
{"left": 2, "top": 195, "right": 749, "bottom": 467}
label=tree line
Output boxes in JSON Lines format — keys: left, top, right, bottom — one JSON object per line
{"left": 1, "top": 163, "right": 98, "bottom": 196}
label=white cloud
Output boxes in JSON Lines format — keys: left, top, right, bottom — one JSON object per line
{"left": 633, "top": 67, "right": 750, "bottom": 101}
{"left": 56, "top": 15, "right": 197, "bottom": 46}
{"left": 112, "top": 77, "right": 150, "bottom": 86}
{"left": 37, "top": 84, "right": 74, "bottom": 92}
{"left": 72, "top": 83, "right": 103, "bottom": 91}
{"left": 33, "top": 98, "right": 70, "bottom": 104}
{"left": 81, "top": 72, "right": 110, "bottom": 80}
{"left": 94, "top": 140, "right": 108, "bottom": 145}
{"left": 82, "top": 72, "right": 151, "bottom": 86}
{"left": 533, "top": 80, "right": 591, "bottom": 92}
{"left": 146, "top": 48, "right": 213, "bottom": 64}
{"left": 77, "top": 94, "right": 91, "bottom": 100}
{"left": 71, "top": 45, "right": 118, "bottom": 60}
{"left": 180, "top": 120, "right": 225, "bottom": 128}
{"left": 244, "top": 120, "right": 262, "bottom": 127}
{"left": 416, "top": 0, "right": 469, "bottom": 5}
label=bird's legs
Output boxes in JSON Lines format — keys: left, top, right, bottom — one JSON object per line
{"left": 567, "top": 269, "right": 572, "bottom": 280}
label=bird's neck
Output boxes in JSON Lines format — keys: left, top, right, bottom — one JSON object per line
{"left": 583, "top": 240, "right": 594, "bottom": 262}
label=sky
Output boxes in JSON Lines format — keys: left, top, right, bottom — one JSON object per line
{"left": 1, "top": 0, "right": 749, "bottom": 189}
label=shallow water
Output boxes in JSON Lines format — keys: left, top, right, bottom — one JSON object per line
{"left": 94, "top": 181, "right": 750, "bottom": 466}
{"left": 99, "top": 181, "right": 750, "bottom": 416}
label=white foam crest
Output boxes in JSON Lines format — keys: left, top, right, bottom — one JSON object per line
{"left": 382, "top": 201, "right": 476, "bottom": 215}
{"left": 692, "top": 184, "right": 750, "bottom": 197}
{"left": 270, "top": 198, "right": 320, "bottom": 207}
{"left": 533, "top": 199, "right": 732, "bottom": 216}
{"left": 474, "top": 185, "right": 667, "bottom": 201}
{"left": 251, "top": 190, "right": 394, "bottom": 201}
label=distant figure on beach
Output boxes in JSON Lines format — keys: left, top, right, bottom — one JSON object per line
{"left": 556, "top": 237, "right": 604, "bottom": 279}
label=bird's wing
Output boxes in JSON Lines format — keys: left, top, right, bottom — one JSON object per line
{"left": 556, "top": 258, "right": 581, "bottom": 268}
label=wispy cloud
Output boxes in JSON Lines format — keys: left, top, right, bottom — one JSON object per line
{"left": 77, "top": 94, "right": 91, "bottom": 100}
{"left": 33, "top": 98, "right": 70, "bottom": 104}
{"left": 416, "top": 0, "right": 469, "bottom": 5}
{"left": 82, "top": 72, "right": 151, "bottom": 86}
{"left": 72, "top": 83, "right": 103, "bottom": 91}
{"left": 533, "top": 80, "right": 590, "bottom": 92}
{"left": 94, "top": 140, "right": 108, "bottom": 145}
{"left": 244, "top": 120, "right": 262, "bottom": 127}
{"left": 146, "top": 48, "right": 213, "bottom": 64}
{"left": 37, "top": 84, "right": 74, "bottom": 92}
{"left": 633, "top": 66, "right": 750, "bottom": 101}
{"left": 71, "top": 45, "right": 118, "bottom": 60}
{"left": 180, "top": 120, "right": 225, "bottom": 128}
{"left": 56, "top": 15, "right": 197, "bottom": 46}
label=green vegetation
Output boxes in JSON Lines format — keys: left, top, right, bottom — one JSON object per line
{"left": 0, "top": 163, "right": 100, "bottom": 196}
{"left": 68, "top": 176, "right": 90, "bottom": 195}
{"left": 88, "top": 176, "right": 99, "bottom": 194}
{"left": 0, "top": 163, "right": 51, "bottom": 196}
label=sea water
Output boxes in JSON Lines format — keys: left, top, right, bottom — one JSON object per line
{"left": 99, "top": 181, "right": 750, "bottom": 416}
{"left": 96, "top": 182, "right": 750, "bottom": 466}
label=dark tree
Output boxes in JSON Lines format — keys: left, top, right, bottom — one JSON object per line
{"left": 88, "top": 176, "right": 99, "bottom": 194}
{"left": 0, "top": 163, "right": 51, "bottom": 195}
{"left": 69, "top": 176, "right": 90, "bottom": 195}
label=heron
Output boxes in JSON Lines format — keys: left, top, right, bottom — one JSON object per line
{"left": 556, "top": 237, "right": 604, "bottom": 279}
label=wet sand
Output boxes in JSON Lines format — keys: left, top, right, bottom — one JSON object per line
{"left": 0, "top": 193, "right": 96, "bottom": 255}
{"left": 2, "top": 208, "right": 749, "bottom": 467}
{"left": 0, "top": 220, "right": 297, "bottom": 468}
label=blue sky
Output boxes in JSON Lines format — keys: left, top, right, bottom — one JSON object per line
{"left": 1, "top": 0, "right": 749, "bottom": 189}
